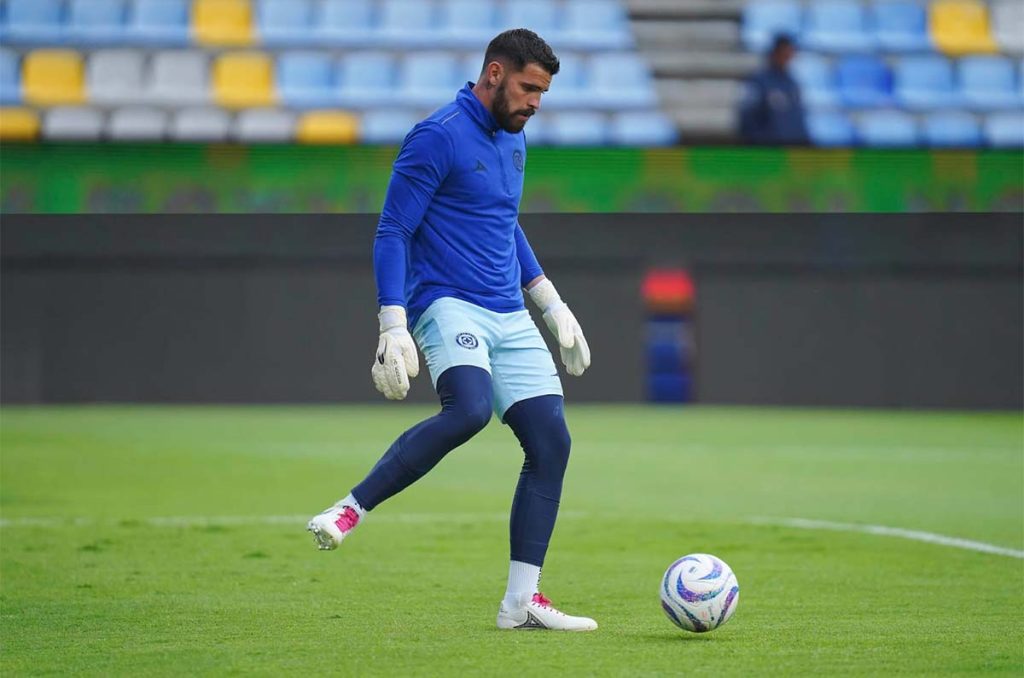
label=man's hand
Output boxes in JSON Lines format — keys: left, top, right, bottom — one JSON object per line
{"left": 528, "top": 279, "right": 591, "bottom": 377}
{"left": 371, "top": 306, "right": 420, "bottom": 400}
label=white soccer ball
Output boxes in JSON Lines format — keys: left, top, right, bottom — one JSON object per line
{"left": 660, "top": 553, "right": 739, "bottom": 633}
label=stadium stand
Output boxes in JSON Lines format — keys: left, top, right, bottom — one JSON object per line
{"left": 929, "top": 0, "right": 997, "bottom": 56}
{"left": 43, "top": 105, "right": 104, "bottom": 139}
{"left": 108, "top": 105, "right": 167, "bottom": 140}
{"left": 88, "top": 49, "right": 146, "bottom": 106}
{"left": 212, "top": 51, "right": 275, "bottom": 108}
{"left": 296, "top": 109, "right": 359, "bottom": 143}
{"left": 22, "top": 49, "right": 86, "bottom": 105}
{"left": 170, "top": 106, "right": 230, "bottom": 140}
{"left": 921, "top": 109, "right": 981, "bottom": 147}
{"left": 148, "top": 50, "right": 210, "bottom": 105}
{"left": 0, "top": 0, "right": 1020, "bottom": 147}
{"left": 894, "top": 55, "right": 956, "bottom": 110}
{"left": 0, "top": 106, "right": 39, "bottom": 139}
{"left": 193, "top": 0, "right": 253, "bottom": 47}
{"left": 128, "top": 0, "right": 190, "bottom": 46}
{"left": 802, "top": 0, "right": 874, "bottom": 54}
{"left": 0, "top": 48, "right": 20, "bottom": 104}
{"left": 856, "top": 109, "right": 919, "bottom": 146}
{"left": 872, "top": 1, "right": 931, "bottom": 53}
{"left": 806, "top": 108, "right": 855, "bottom": 145}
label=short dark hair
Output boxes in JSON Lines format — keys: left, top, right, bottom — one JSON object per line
{"left": 482, "top": 28, "right": 560, "bottom": 76}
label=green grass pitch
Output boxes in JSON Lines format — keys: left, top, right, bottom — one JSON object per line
{"left": 2, "top": 405, "right": 1022, "bottom": 676}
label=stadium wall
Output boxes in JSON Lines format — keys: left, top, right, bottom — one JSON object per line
{"left": 3, "top": 214, "right": 1020, "bottom": 409}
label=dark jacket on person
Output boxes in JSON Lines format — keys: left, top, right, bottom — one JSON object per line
{"left": 738, "top": 66, "right": 809, "bottom": 145}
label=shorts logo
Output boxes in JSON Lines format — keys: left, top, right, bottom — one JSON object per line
{"left": 455, "top": 333, "right": 479, "bottom": 350}
{"left": 512, "top": 150, "right": 524, "bottom": 172}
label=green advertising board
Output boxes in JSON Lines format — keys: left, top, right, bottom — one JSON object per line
{"left": 1, "top": 143, "right": 1021, "bottom": 213}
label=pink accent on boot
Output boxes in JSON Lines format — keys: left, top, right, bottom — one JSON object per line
{"left": 532, "top": 593, "right": 553, "bottom": 607}
{"left": 333, "top": 506, "right": 360, "bottom": 533}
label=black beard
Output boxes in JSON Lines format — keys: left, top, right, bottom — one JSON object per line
{"left": 491, "top": 81, "right": 531, "bottom": 133}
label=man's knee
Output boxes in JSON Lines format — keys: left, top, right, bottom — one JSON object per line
{"left": 452, "top": 396, "right": 492, "bottom": 437}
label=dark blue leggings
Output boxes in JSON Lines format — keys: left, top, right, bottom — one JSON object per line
{"left": 351, "top": 365, "right": 571, "bottom": 567}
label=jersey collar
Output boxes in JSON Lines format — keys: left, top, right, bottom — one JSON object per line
{"left": 457, "top": 83, "right": 501, "bottom": 135}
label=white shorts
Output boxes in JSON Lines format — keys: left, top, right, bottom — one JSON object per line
{"left": 412, "top": 297, "right": 563, "bottom": 420}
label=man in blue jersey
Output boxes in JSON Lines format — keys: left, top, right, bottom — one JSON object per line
{"left": 307, "top": 29, "right": 595, "bottom": 632}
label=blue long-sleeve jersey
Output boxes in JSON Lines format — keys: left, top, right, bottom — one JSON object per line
{"left": 374, "top": 83, "right": 544, "bottom": 329}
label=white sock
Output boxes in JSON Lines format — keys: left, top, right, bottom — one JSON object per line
{"left": 503, "top": 561, "right": 541, "bottom": 609}
{"left": 338, "top": 493, "right": 367, "bottom": 518}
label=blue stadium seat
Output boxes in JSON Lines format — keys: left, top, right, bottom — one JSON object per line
{"left": 609, "top": 111, "right": 678, "bottom": 146}
{"left": 361, "top": 108, "right": 418, "bottom": 144}
{"left": 538, "top": 52, "right": 587, "bottom": 110}
{"left": 397, "top": 52, "right": 459, "bottom": 107}
{"left": 922, "top": 111, "right": 981, "bottom": 147}
{"left": 128, "top": 0, "right": 189, "bottom": 46}
{"left": 806, "top": 110, "right": 855, "bottom": 146}
{"left": 440, "top": 0, "right": 496, "bottom": 49}
{"left": 376, "top": 0, "right": 436, "bottom": 48}
{"left": 6, "top": 0, "right": 64, "bottom": 44}
{"left": 856, "top": 110, "right": 919, "bottom": 146}
{"left": 959, "top": 56, "right": 1020, "bottom": 111}
{"left": 790, "top": 53, "right": 839, "bottom": 108}
{"left": 337, "top": 52, "right": 396, "bottom": 107}
{"left": 803, "top": 0, "right": 874, "bottom": 53}
{"left": 500, "top": 0, "right": 560, "bottom": 39}
{"left": 836, "top": 55, "right": 892, "bottom": 108}
{"left": 549, "top": 111, "right": 607, "bottom": 146}
{"left": 562, "top": 0, "right": 632, "bottom": 51}
{"left": 589, "top": 53, "right": 657, "bottom": 109}
{"left": 277, "top": 51, "right": 338, "bottom": 108}
{"left": 258, "top": 0, "right": 315, "bottom": 46}
{"left": 894, "top": 55, "right": 955, "bottom": 111}
{"left": 741, "top": 1, "right": 802, "bottom": 53}
{"left": 67, "top": 0, "right": 127, "bottom": 44}
{"left": 316, "top": 0, "right": 374, "bottom": 47}
{"left": 0, "top": 48, "right": 20, "bottom": 104}
{"left": 871, "top": 1, "right": 931, "bottom": 52}
{"left": 983, "top": 112, "right": 1024, "bottom": 148}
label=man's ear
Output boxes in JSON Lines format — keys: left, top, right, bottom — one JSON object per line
{"left": 486, "top": 61, "right": 504, "bottom": 88}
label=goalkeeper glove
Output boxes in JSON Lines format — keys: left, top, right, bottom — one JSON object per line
{"left": 370, "top": 305, "right": 420, "bottom": 400}
{"left": 528, "top": 279, "right": 591, "bottom": 377}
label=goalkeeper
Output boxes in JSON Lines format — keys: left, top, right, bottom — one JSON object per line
{"left": 307, "top": 29, "right": 595, "bottom": 632}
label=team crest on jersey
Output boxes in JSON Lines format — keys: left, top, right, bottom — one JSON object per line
{"left": 513, "top": 150, "right": 524, "bottom": 172}
{"left": 455, "top": 333, "right": 479, "bottom": 349}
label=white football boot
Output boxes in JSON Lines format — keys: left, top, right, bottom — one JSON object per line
{"left": 306, "top": 504, "right": 361, "bottom": 551}
{"left": 496, "top": 592, "right": 598, "bottom": 631}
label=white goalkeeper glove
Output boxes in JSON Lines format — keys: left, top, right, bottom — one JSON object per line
{"left": 528, "top": 279, "right": 591, "bottom": 377}
{"left": 370, "top": 305, "right": 420, "bottom": 400}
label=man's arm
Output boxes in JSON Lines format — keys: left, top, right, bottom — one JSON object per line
{"left": 374, "top": 123, "right": 455, "bottom": 308}
{"left": 515, "top": 221, "right": 544, "bottom": 291}
{"left": 371, "top": 123, "right": 454, "bottom": 400}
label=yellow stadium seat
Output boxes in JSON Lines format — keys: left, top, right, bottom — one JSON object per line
{"left": 22, "top": 50, "right": 86, "bottom": 106}
{"left": 296, "top": 111, "right": 360, "bottom": 144}
{"left": 193, "top": 0, "right": 254, "bottom": 46}
{"left": 930, "top": 0, "right": 997, "bottom": 55}
{"left": 213, "top": 52, "right": 275, "bottom": 108}
{"left": 0, "top": 107, "right": 40, "bottom": 141}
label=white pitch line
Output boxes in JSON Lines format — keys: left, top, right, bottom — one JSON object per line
{"left": 0, "top": 511, "right": 591, "bottom": 530}
{"left": 751, "top": 516, "right": 1024, "bottom": 559}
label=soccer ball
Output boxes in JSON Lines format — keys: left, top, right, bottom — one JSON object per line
{"left": 660, "top": 553, "right": 739, "bottom": 633}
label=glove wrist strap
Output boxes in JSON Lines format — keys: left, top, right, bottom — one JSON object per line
{"left": 378, "top": 305, "right": 408, "bottom": 332}
{"left": 527, "top": 279, "right": 563, "bottom": 313}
